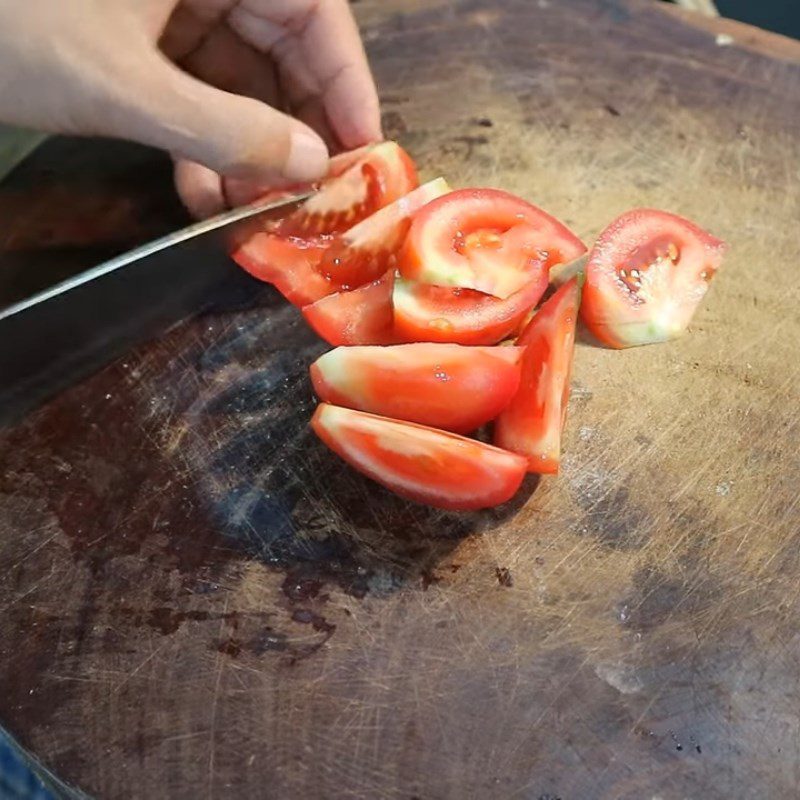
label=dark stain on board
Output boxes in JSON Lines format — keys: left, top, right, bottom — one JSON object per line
{"left": 574, "top": 485, "right": 652, "bottom": 550}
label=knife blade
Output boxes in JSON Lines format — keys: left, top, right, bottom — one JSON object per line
{"left": 0, "top": 190, "right": 312, "bottom": 424}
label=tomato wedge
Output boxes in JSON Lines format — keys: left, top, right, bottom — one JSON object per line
{"left": 232, "top": 232, "right": 332, "bottom": 306}
{"left": 231, "top": 142, "right": 418, "bottom": 304}
{"left": 311, "top": 404, "right": 527, "bottom": 510}
{"left": 223, "top": 145, "right": 377, "bottom": 208}
{"left": 310, "top": 344, "right": 522, "bottom": 433}
{"left": 392, "top": 270, "right": 548, "bottom": 346}
{"left": 317, "top": 178, "right": 449, "bottom": 290}
{"left": 278, "top": 141, "right": 418, "bottom": 237}
{"left": 302, "top": 270, "right": 396, "bottom": 346}
{"left": 494, "top": 278, "right": 580, "bottom": 474}
{"left": 580, "top": 209, "right": 725, "bottom": 348}
{"left": 398, "top": 188, "right": 586, "bottom": 299}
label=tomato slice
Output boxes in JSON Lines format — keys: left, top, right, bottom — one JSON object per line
{"left": 580, "top": 209, "right": 725, "bottom": 348}
{"left": 327, "top": 145, "right": 377, "bottom": 178}
{"left": 310, "top": 344, "right": 522, "bottom": 434}
{"left": 231, "top": 142, "right": 419, "bottom": 305}
{"left": 493, "top": 278, "right": 579, "bottom": 474}
{"left": 311, "top": 404, "right": 527, "bottom": 510}
{"left": 224, "top": 145, "right": 378, "bottom": 207}
{"left": 398, "top": 188, "right": 586, "bottom": 299}
{"left": 317, "top": 178, "right": 449, "bottom": 290}
{"left": 232, "top": 232, "right": 333, "bottom": 306}
{"left": 278, "top": 141, "right": 418, "bottom": 237}
{"left": 302, "top": 269, "right": 396, "bottom": 346}
{"left": 392, "top": 269, "right": 548, "bottom": 346}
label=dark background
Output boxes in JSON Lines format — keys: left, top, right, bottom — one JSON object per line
{"left": 713, "top": 0, "right": 799, "bottom": 39}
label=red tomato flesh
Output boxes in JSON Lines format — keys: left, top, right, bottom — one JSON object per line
{"left": 580, "top": 209, "right": 725, "bottom": 348}
{"left": 278, "top": 141, "right": 418, "bottom": 237}
{"left": 392, "top": 269, "right": 548, "bottom": 346}
{"left": 399, "top": 188, "right": 586, "bottom": 299}
{"left": 494, "top": 278, "right": 580, "bottom": 474}
{"left": 231, "top": 142, "right": 418, "bottom": 304}
{"left": 310, "top": 344, "right": 522, "bottom": 433}
{"left": 223, "top": 145, "right": 377, "bottom": 208}
{"left": 302, "top": 269, "right": 396, "bottom": 346}
{"left": 317, "top": 178, "right": 449, "bottom": 290}
{"left": 232, "top": 232, "right": 332, "bottom": 306}
{"left": 311, "top": 404, "right": 528, "bottom": 510}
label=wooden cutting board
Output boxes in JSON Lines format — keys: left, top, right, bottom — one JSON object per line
{"left": 1, "top": 1, "right": 799, "bottom": 797}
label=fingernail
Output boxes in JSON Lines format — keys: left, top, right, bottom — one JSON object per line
{"left": 286, "top": 130, "right": 329, "bottom": 182}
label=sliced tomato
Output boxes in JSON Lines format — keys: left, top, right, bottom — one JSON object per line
{"left": 223, "top": 145, "right": 378, "bottom": 208}
{"left": 317, "top": 178, "right": 449, "bottom": 290}
{"left": 327, "top": 145, "right": 377, "bottom": 177}
{"left": 398, "top": 188, "right": 586, "bottom": 299}
{"left": 311, "top": 404, "right": 527, "bottom": 510}
{"left": 278, "top": 141, "right": 418, "bottom": 237}
{"left": 494, "top": 278, "right": 580, "bottom": 474}
{"left": 580, "top": 209, "right": 725, "bottom": 348}
{"left": 310, "top": 344, "right": 522, "bottom": 434}
{"left": 232, "top": 232, "right": 333, "bottom": 306}
{"left": 231, "top": 142, "right": 419, "bottom": 304}
{"left": 302, "top": 269, "right": 395, "bottom": 346}
{"left": 392, "top": 269, "right": 548, "bottom": 346}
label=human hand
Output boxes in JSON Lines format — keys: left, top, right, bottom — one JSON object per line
{"left": 0, "top": 0, "right": 382, "bottom": 216}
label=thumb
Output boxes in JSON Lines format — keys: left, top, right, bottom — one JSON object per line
{"left": 109, "top": 53, "right": 329, "bottom": 184}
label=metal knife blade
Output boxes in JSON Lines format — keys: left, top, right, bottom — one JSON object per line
{"left": 0, "top": 190, "right": 312, "bottom": 424}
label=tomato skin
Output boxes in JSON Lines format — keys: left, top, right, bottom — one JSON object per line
{"left": 392, "top": 269, "right": 548, "bottom": 346}
{"left": 317, "top": 178, "right": 449, "bottom": 291}
{"left": 232, "top": 232, "right": 332, "bottom": 306}
{"left": 580, "top": 209, "right": 725, "bottom": 348}
{"left": 494, "top": 278, "right": 580, "bottom": 474}
{"left": 399, "top": 188, "right": 586, "bottom": 299}
{"left": 310, "top": 344, "right": 523, "bottom": 433}
{"left": 302, "top": 269, "right": 396, "bottom": 346}
{"left": 311, "top": 404, "right": 528, "bottom": 510}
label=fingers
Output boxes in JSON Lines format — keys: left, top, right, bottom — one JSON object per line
{"left": 229, "top": 0, "right": 382, "bottom": 149}
{"left": 299, "top": 0, "right": 382, "bottom": 146}
{"left": 112, "top": 51, "right": 329, "bottom": 185}
{"left": 174, "top": 159, "right": 225, "bottom": 219}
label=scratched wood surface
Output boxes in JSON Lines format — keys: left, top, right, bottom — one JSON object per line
{"left": 2, "top": 1, "right": 800, "bottom": 798}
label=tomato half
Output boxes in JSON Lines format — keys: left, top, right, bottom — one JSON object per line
{"left": 398, "top": 188, "right": 586, "bottom": 299}
{"left": 302, "top": 269, "right": 396, "bottom": 346}
{"left": 580, "top": 209, "right": 725, "bottom": 348}
{"left": 392, "top": 270, "right": 548, "bottom": 346}
{"left": 494, "top": 278, "right": 580, "bottom": 474}
{"left": 311, "top": 404, "right": 527, "bottom": 510}
{"left": 310, "top": 344, "right": 522, "bottom": 433}
{"left": 317, "top": 178, "right": 449, "bottom": 290}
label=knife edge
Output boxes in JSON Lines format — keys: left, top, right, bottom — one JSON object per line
{"left": 0, "top": 190, "right": 312, "bottom": 321}
{"left": 0, "top": 190, "right": 311, "bottom": 423}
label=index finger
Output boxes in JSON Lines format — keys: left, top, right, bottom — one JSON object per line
{"left": 230, "top": 0, "right": 382, "bottom": 147}
{"left": 298, "top": 0, "right": 382, "bottom": 147}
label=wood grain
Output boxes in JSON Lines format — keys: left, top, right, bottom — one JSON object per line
{"left": 1, "top": 1, "right": 800, "bottom": 798}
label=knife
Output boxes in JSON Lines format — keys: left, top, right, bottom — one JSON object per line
{"left": 0, "top": 190, "right": 312, "bottom": 425}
